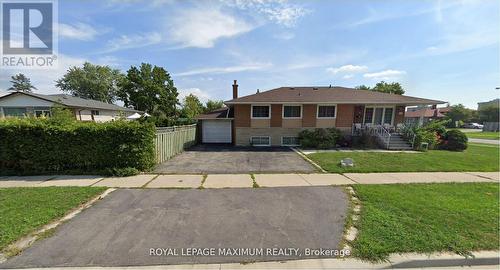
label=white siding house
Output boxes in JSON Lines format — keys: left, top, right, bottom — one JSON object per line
{"left": 0, "top": 92, "right": 138, "bottom": 122}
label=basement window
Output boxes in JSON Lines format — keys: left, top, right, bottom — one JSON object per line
{"left": 251, "top": 136, "right": 271, "bottom": 146}
{"left": 282, "top": 136, "right": 299, "bottom": 146}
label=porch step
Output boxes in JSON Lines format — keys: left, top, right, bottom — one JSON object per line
{"left": 387, "top": 134, "right": 413, "bottom": 150}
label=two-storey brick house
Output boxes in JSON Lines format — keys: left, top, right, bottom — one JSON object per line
{"left": 197, "top": 81, "right": 444, "bottom": 146}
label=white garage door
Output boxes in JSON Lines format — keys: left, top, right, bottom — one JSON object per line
{"left": 202, "top": 120, "right": 232, "bottom": 143}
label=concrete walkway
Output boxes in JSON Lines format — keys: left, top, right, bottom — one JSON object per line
{"left": 0, "top": 172, "right": 498, "bottom": 188}
{"left": 469, "top": 138, "right": 500, "bottom": 145}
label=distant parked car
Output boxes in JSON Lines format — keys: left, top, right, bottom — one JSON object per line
{"left": 462, "top": 123, "right": 484, "bottom": 129}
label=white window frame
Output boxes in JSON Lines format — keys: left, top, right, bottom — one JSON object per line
{"left": 281, "top": 136, "right": 300, "bottom": 146}
{"left": 363, "top": 106, "right": 395, "bottom": 125}
{"left": 250, "top": 136, "right": 271, "bottom": 146}
{"left": 34, "top": 109, "right": 51, "bottom": 117}
{"left": 251, "top": 104, "right": 271, "bottom": 119}
{"left": 316, "top": 104, "right": 337, "bottom": 119}
{"left": 282, "top": 104, "right": 302, "bottom": 119}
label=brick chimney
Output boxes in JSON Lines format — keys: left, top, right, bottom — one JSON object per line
{"left": 232, "top": 80, "right": 238, "bottom": 99}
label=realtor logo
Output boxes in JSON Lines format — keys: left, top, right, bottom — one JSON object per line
{"left": 1, "top": 0, "right": 58, "bottom": 68}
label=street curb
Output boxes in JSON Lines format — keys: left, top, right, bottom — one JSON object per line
{"left": 291, "top": 147, "right": 327, "bottom": 173}
{"left": 0, "top": 188, "right": 116, "bottom": 263}
{"left": 4, "top": 251, "right": 498, "bottom": 269}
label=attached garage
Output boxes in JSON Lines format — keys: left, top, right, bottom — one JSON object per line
{"left": 197, "top": 107, "right": 234, "bottom": 144}
{"left": 202, "top": 119, "right": 232, "bottom": 143}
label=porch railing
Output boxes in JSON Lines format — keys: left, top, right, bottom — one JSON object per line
{"left": 397, "top": 124, "right": 417, "bottom": 149}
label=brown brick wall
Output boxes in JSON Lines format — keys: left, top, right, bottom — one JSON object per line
{"left": 270, "top": 104, "right": 282, "bottom": 127}
{"left": 394, "top": 105, "right": 406, "bottom": 125}
{"left": 234, "top": 104, "right": 251, "bottom": 127}
{"left": 302, "top": 104, "right": 316, "bottom": 127}
{"left": 335, "top": 104, "right": 355, "bottom": 127}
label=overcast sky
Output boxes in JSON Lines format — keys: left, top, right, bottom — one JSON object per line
{"left": 0, "top": 0, "right": 498, "bottom": 108}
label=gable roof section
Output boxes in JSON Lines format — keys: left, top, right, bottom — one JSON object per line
{"left": 196, "top": 107, "right": 233, "bottom": 120}
{"left": 225, "top": 87, "right": 445, "bottom": 105}
{"left": 0, "top": 92, "right": 138, "bottom": 112}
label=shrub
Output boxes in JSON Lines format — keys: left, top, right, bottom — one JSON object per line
{"left": 103, "top": 167, "right": 140, "bottom": 177}
{"left": 0, "top": 118, "right": 156, "bottom": 175}
{"left": 414, "top": 130, "right": 438, "bottom": 150}
{"left": 423, "top": 120, "right": 448, "bottom": 138}
{"left": 298, "top": 128, "right": 341, "bottom": 149}
{"left": 441, "top": 129, "right": 468, "bottom": 151}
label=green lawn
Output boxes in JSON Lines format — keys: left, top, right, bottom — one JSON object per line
{"left": 308, "top": 144, "right": 499, "bottom": 173}
{"left": 0, "top": 187, "right": 106, "bottom": 250}
{"left": 352, "top": 183, "right": 499, "bottom": 261}
{"left": 466, "top": 132, "right": 500, "bottom": 140}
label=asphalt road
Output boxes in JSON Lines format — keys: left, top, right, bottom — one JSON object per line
{"left": 2, "top": 187, "right": 348, "bottom": 268}
{"left": 154, "top": 145, "right": 316, "bottom": 174}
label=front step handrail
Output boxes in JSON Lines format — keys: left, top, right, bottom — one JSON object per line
{"left": 372, "top": 125, "right": 391, "bottom": 149}
{"left": 397, "top": 124, "right": 417, "bottom": 149}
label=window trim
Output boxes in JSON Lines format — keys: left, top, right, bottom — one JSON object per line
{"left": 363, "top": 106, "right": 395, "bottom": 125}
{"left": 281, "top": 136, "right": 300, "bottom": 146}
{"left": 316, "top": 104, "right": 337, "bottom": 119}
{"left": 250, "top": 136, "right": 271, "bottom": 146}
{"left": 251, "top": 104, "right": 271, "bottom": 119}
{"left": 34, "top": 109, "right": 51, "bottom": 117}
{"left": 282, "top": 104, "right": 302, "bottom": 119}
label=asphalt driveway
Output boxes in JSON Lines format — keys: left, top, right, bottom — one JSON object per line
{"left": 2, "top": 187, "right": 348, "bottom": 268}
{"left": 154, "top": 144, "right": 316, "bottom": 173}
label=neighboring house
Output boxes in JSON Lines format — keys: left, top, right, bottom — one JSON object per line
{"left": 0, "top": 91, "right": 138, "bottom": 122}
{"left": 404, "top": 105, "right": 451, "bottom": 125}
{"left": 197, "top": 80, "right": 445, "bottom": 146}
{"left": 478, "top": 98, "right": 499, "bottom": 110}
{"left": 478, "top": 99, "right": 500, "bottom": 132}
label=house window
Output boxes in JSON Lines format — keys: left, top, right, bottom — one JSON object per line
{"left": 251, "top": 136, "right": 271, "bottom": 146}
{"left": 252, "top": 105, "right": 270, "bottom": 118}
{"left": 364, "top": 107, "right": 394, "bottom": 125}
{"left": 283, "top": 105, "right": 301, "bottom": 118}
{"left": 317, "top": 105, "right": 336, "bottom": 118}
{"left": 282, "top": 136, "right": 299, "bottom": 146}
{"left": 34, "top": 110, "right": 51, "bottom": 117}
{"left": 91, "top": 110, "right": 100, "bottom": 116}
{"left": 383, "top": 108, "right": 394, "bottom": 125}
{"left": 363, "top": 108, "right": 374, "bottom": 124}
{"left": 3, "top": 108, "right": 27, "bottom": 117}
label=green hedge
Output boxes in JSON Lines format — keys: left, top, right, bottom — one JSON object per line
{"left": 0, "top": 118, "right": 156, "bottom": 175}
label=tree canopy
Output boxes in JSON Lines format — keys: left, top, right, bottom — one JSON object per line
{"left": 204, "top": 100, "right": 224, "bottom": 113}
{"left": 56, "top": 62, "right": 123, "bottom": 103}
{"left": 8, "top": 73, "right": 37, "bottom": 92}
{"left": 181, "top": 94, "right": 204, "bottom": 119}
{"left": 117, "top": 63, "right": 179, "bottom": 117}
{"left": 355, "top": 81, "right": 405, "bottom": 95}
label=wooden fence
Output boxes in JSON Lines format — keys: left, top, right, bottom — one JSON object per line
{"left": 155, "top": 124, "right": 197, "bottom": 163}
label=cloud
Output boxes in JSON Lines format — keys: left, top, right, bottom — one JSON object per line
{"left": 342, "top": 74, "right": 354, "bottom": 79}
{"left": 326, "top": 64, "right": 368, "bottom": 74}
{"left": 101, "top": 32, "right": 162, "bottom": 53}
{"left": 363, "top": 69, "right": 406, "bottom": 80}
{"left": 0, "top": 54, "right": 86, "bottom": 94}
{"left": 223, "top": 0, "right": 310, "bottom": 27}
{"left": 178, "top": 87, "right": 211, "bottom": 103}
{"left": 58, "top": 23, "right": 105, "bottom": 41}
{"left": 423, "top": 1, "right": 499, "bottom": 56}
{"left": 174, "top": 63, "right": 272, "bottom": 77}
{"left": 168, "top": 7, "right": 254, "bottom": 48}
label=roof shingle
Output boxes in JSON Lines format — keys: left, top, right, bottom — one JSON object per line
{"left": 225, "top": 86, "right": 445, "bottom": 105}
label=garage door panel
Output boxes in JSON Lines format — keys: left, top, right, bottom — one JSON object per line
{"left": 202, "top": 120, "right": 232, "bottom": 143}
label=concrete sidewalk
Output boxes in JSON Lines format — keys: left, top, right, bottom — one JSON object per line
{"left": 0, "top": 172, "right": 498, "bottom": 188}
{"left": 469, "top": 138, "right": 500, "bottom": 145}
